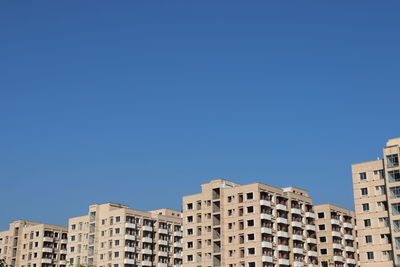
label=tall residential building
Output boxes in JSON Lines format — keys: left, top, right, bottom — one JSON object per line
{"left": 182, "top": 179, "right": 319, "bottom": 267}
{"left": 0, "top": 220, "right": 68, "bottom": 267}
{"left": 67, "top": 203, "right": 183, "bottom": 267}
{"left": 352, "top": 137, "right": 400, "bottom": 266}
{"left": 314, "top": 204, "right": 357, "bottom": 267}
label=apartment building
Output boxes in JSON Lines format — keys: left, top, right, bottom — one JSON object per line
{"left": 0, "top": 220, "right": 68, "bottom": 267}
{"left": 67, "top": 203, "right": 183, "bottom": 267}
{"left": 182, "top": 179, "right": 319, "bottom": 267}
{"left": 314, "top": 204, "right": 357, "bottom": 267}
{"left": 352, "top": 137, "right": 400, "bottom": 266}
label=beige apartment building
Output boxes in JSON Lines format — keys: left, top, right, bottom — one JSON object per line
{"left": 182, "top": 179, "right": 320, "bottom": 267}
{"left": 67, "top": 202, "right": 183, "bottom": 267}
{"left": 314, "top": 204, "right": 357, "bottom": 267}
{"left": 352, "top": 137, "right": 400, "bottom": 266}
{"left": 0, "top": 220, "right": 68, "bottom": 267}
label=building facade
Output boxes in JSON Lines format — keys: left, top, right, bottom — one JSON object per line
{"left": 182, "top": 179, "right": 320, "bottom": 267}
{"left": 314, "top": 204, "right": 357, "bottom": 267}
{"left": 352, "top": 137, "right": 400, "bottom": 266}
{"left": 0, "top": 220, "right": 68, "bottom": 267}
{"left": 67, "top": 203, "right": 183, "bottom": 267}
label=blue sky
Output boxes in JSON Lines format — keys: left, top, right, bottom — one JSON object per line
{"left": 1, "top": 1, "right": 399, "bottom": 229}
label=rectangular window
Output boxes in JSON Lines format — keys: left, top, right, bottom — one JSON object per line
{"left": 362, "top": 203, "right": 370, "bottom": 211}
{"left": 365, "top": 235, "right": 373, "bottom": 243}
{"left": 389, "top": 170, "right": 400, "bottom": 182}
{"left": 390, "top": 187, "right": 400, "bottom": 199}
{"left": 318, "top": 212, "right": 324, "bottom": 219}
{"left": 396, "top": 237, "right": 400, "bottom": 250}
{"left": 360, "top": 172, "right": 367, "bottom": 180}
{"left": 392, "top": 203, "right": 400, "bottom": 215}
{"left": 387, "top": 154, "right": 399, "bottom": 168}
{"left": 364, "top": 219, "right": 371, "bottom": 227}
{"left": 367, "top": 252, "right": 374, "bottom": 260}
{"left": 361, "top": 188, "right": 368, "bottom": 196}
{"left": 393, "top": 220, "right": 400, "bottom": 232}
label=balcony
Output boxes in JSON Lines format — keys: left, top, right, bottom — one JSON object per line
{"left": 125, "top": 246, "right": 135, "bottom": 253}
{"left": 278, "top": 259, "right": 290, "bottom": 265}
{"left": 346, "top": 258, "right": 356, "bottom": 265}
{"left": 305, "top": 225, "right": 316, "bottom": 231}
{"left": 158, "top": 228, "right": 168, "bottom": 235}
{"left": 344, "top": 234, "right": 353, "bottom": 240}
{"left": 142, "top": 261, "right": 152, "bottom": 266}
{"left": 61, "top": 239, "right": 68, "bottom": 244}
{"left": 143, "top": 225, "right": 153, "bottom": 232}
{"left": 305, "top": 212, "right": 315, "bottom": 218}
{"left": 124, "top": 259, "right": 136, "bottom": 265}
{"left": 158, "top": 240, "right": 168, "bottom": 246}
{"left": 261, "top": 214, "right": 272, "bottom": 220}
{"left": 293, "top": 234, "right": 303, "bottom": 241}
{"left": 158, "top": 251, "right": 168, "bottom": 257}
{"left": 260, "top": 199, "right": 271, "bottom": 206}
{"left": 142, "top": 237, "right": 152, "bottom": 243}
{"left": 332, "top": 231, "right": 341, "bottom": 238}
{"left": 292, "top": 221, "right": 302, "bottom": 228}
{"left": 306, "top": 237, "right": 317, "bottom": 244}
{"left": 142, "top": 248, "right": 152, "bottom": 255}
{"left": 174, "top": 231, "right": 182, "bottom": 237}
{"left": 293, "top": 261, "right": 304, "bottom": 267}
{"left": 174, "top": 252, "right": 182, "bottom": 258}
{"left": 307, "top": 251, "right": 318, "bottom": 257}
{"left": 42, "top": 247, "right": 53, "bottom": 253}
{"left": 173, "top": 265, "right": 182, "bottom": 267}
{"left": 261, "top": 241, "right": 272, "bottom": 248}
{"left": 43, "top": 237, "right": 54, "bottom": 242}
{"left": 277, "top": 217, "right": 288, "bottom": 224}
{"left": 174, "top": 242, "right": 183, "bottom": 248}
{"left": 276, "top": 204, "right": 287, "bottom": 211}
{"left": 293, "top": 247, "right": 303, "bottom": 254}
{"left": 261, "top": 227, "right": 272, "bottom": 234}
{"left": 331, "top": 219, "right": 340, "bottom": 226}
{"left": 262, "top": 256, "right": 273, "bottom": 263}
{"left": 343, "top": 222, "right": 353, "bottom": 229}
{"left": 60, "top": 249, "right": 67, "bottom": 254}
{"left": 41, "top": 259, "right": 52, "bottom": 264}
{"left": 59, "top": 260, "right": 67, "bottom": 265}
{"left": 125, "top": 234, "right": 136, "bottom": 241}
{"left": 291, "top": 208, "right": 302, "bottom": 215}
{"left": 333, "top": 243, "right": 342, "bottom": 250}
{"left": 277, "top": 244, "right": 289, "bottom": 251}
{"left": 345, "top": 246, "right": 355, "bottom": 252}
{"left": 308, "top": 265, "right": 318, "bottom": 267}
{"left": 277, "top": 231, "right": 289, "bottom": 238}
{"left": 125, "top": 222, "right": 136, "bottom": 229}
{"left": 333, "top": 256, "right": 343, "bottom": 262}
{"left": 158, "top": 264, "right": 168, "bottom": 267}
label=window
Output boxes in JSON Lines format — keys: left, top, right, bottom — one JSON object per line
{"left": 389, "top": 170, "right": 400, "bottom": 182}
{"left": 247, "top": 248, "right": 255, "bottom": 255}
{"left": 71, "top": 225, "right": 76, "bottom": 230}
{"left": 114, "top": 240, "right": 119, "bottom": 246}
{"left": 115, "top": 216, "right": 120, "bottom": 223}
{"left": 364, "top": 219, "right": 371, "bottom": 227}
{"left": 387, "top": 154, "right": 399, "bottom": 168}
{"left": 115, "top": 228, "right": 120, "bottom": 234}
{"left": 320, "top": 249, "right": 327, "bottom": 255}
{"left": 379, "top": 217, "right": 389, "bottom": 227}
{"left": 247, "top": 206, "right": 254, "bottom": 213}
{"left": 376, "top": 185, "right": 386, "bottom": 194}
{"left": 365, "top": 235, "right": 373, "bottom": 243}
{"left": 392, "top": 203, "right": 400, "bottom": 215}
{"left": 246, "top": 192, "right": 253, "bottom": 200}
{"left": 187, "top": 242, "right": 193, "bottom": 248}
{"left": 360, "top": 188, "right": 368, "bottom": 196}
{"left": 319, "top": 236, "right": 326, "bottom": 243}
{"left": 360, "top": 172, "right": 367, "bottom": 180}
{"left": 374, "top": 169, "right": 385, "bottom": 179}
{"left": 394, "top": 220, "right": 400, "bottom": 232}
{"left": 187, "top": 216, "right": 193, "bottom": 223}
{"left": 187, "top": 229, "right": 193, "bottom": 235}
{"left": 367, "top": 252, "right": 374, "bottom": 260}
{"left": 396, "top": 237, "right": 400, "bottom": 249}
{"left": 362, "top": 203, "right": 370, "bottom": 212}
{"left": 317, "top": 212, "right": 324, "bottom": 219}
{"left": 247, "top": 233, "right": 255, "bottom": 241}
{"left": 247, "top": 220, "right": 254, "bottom": 227}
{"left": 187, "top": 255, "right": 193, "bottom": 262}
{"left": 114, "top": 252, "right": 119, "bottom": 258}
{"left": 390, "top": 187, "right": 400, "bottom": 199}
{"left": 318, "top": 224, "right": 326, "bottom": 231}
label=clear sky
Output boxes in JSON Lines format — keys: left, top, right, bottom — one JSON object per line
{"left": 1, "top": 1, "right": 399, "bottom": 229}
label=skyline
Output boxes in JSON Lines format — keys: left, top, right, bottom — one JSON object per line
{"left": 1, "top": 0, "right": 400, "bottom": 230}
